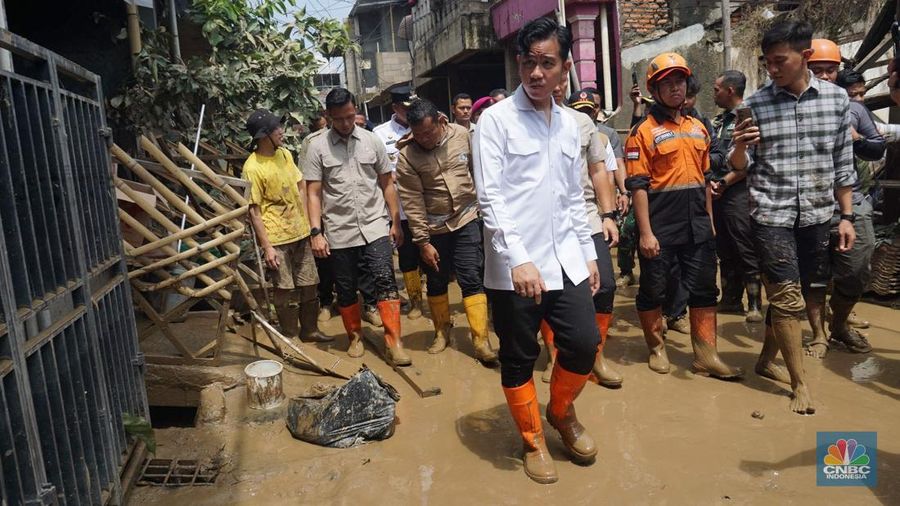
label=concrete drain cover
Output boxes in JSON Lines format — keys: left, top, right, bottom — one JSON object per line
{"left": 137, "top": 459, "right": 218, "bottom": 486}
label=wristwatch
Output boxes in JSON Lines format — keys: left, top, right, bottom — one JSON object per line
{"left": 310, "top": 227, "right": 321, "bottom": 236}
{"left": 840, "top": 214, "right": 856, "bottom": 223}
{"left": 601, "top": 211, "right": 618, "bottom": 221}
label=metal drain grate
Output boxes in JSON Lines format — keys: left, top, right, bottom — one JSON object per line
{"left": 137, "top": 459, "right": 218, "bottom": 486}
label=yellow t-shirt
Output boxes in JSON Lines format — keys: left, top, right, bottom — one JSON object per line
{"left": 242, "top": 147, "right": 310, "bottom": 246}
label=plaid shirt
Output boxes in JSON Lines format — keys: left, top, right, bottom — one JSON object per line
{"left": 741, "top": 74, "right": 856, "bottom": 228}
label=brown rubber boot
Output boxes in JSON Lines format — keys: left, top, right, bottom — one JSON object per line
{"left": 637, "top": 308, "right": 669, "bottom": 373}
{"left": 592, "top": 313, "right": 623, "bottom": 387}
{"left": 378, "top": 300, "right": 411, "bottom": 366}
{"left": 755, "top": 323, "right": 790, "bottom": 384}
{"left": 299, "top": 286, "right": 333, "bottom": 343}
{"left": 463, "top": 293, "right": 498, "bottom": 365}
{"left": 338, "top": 303, "right": 365, "bottom": 358}
{"left": 688, "top": 307, "right": 743, "bottom": 380}
{"left": 745, "top": 278, "right": 764, "bottom": 323}
{"left": 771, "top": 316, "right": 815, "bottom": 415}
{"left": 547, "top": 363, "right": 597, "bottom": 464}
{"left": 274, "top": 289, "right": 300, "bottom": 339}
{"left": 503, "top": 380, "right": 558, "bottom": 484}
{"left": 402, "top": 270, "right": 424, "bottom": 320}
{"left": 427, "top": 293, "right": 451, "bottom": 354}
{"left": 539, "top": 320, "right": 555, "bottom": 383}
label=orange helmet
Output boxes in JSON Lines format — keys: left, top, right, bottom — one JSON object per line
{"left": 809, "top": 39, "right": 841, "bottom": 64}
{"left": 646, "top": 52, "right": 692, "bottom": 87}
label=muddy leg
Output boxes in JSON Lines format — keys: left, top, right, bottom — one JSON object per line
{"left": 771, "top": 317, "right": 815, "bottom": 414}
{"left": 754, "top": 313, "right": 790, "bottom": 384}
{"left": 804, "top": 287, "right": 828, "bottom": 359}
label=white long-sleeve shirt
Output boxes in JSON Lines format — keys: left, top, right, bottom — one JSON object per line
{"left": 473, "top": 86, "right": 597, "bottom": 291}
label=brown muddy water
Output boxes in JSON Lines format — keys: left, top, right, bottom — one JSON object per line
{"left": 132, "top": 281, "right": 899, "bottom": 505}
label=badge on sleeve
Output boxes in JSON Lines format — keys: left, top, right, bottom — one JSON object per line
{"left": 626, "top": 147, "right": 640, "bottom": 160}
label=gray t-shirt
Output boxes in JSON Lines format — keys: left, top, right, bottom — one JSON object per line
{"left": 596, "top": 123, "right": 623, "bottom": 158}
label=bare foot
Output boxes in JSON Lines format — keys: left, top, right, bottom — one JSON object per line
{"left": 805, "top": 341, "right": 828, "bottom": 359}
{"left": 755, "top": 360, "right": 791, "bottom": 384}
{"left": 789, "top": 384, "right": 816, "bottom": 415}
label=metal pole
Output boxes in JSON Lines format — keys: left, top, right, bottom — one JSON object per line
{"left": 167, "top": 0, "right": 182, "bottom": 61}
{"left": 722, "top": 0, "right": 732, "bottom": 69}
{"left": 175, "top": 104, "right": 206, "bottom": 252}
{"left": 599, "top": 5, "right": 613, "bottom": 112}
{"left": 0, "top": 0, "right": 12, "bottom": 72}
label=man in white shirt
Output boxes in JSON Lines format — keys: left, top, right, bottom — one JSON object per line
{"left": 473, "top": 17, "right": 601, "bottom": 485}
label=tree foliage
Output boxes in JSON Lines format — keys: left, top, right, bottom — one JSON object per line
{"left": 111, "top": 0, "right": 356, "bottom": 151}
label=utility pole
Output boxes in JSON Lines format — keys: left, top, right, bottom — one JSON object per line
{"left": 722, "top": 0, "right": 732, "bottom": 69}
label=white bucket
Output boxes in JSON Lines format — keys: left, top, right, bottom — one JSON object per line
{"left": 244, "top": 360, "right": 285, "bottom": 410}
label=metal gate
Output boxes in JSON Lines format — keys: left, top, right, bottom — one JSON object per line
{"left": 0, "top": 31, "right": 148, "bottom": 505}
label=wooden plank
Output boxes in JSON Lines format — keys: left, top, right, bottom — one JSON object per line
{"left": 252, "top": 311, "right": 360, "bottom": 380}
{"left": 361, "top": 329, "right": 441, "bottom": 398}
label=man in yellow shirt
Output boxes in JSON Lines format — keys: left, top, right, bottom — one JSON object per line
{"left": 243, "top": 109, "right": 330, "bottom": 343}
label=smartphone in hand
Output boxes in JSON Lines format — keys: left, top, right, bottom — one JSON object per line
{"left": 735, "top": 106, "right": 753, "bottom": 126}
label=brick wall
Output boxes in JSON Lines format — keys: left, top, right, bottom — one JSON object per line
{"left": 620, "top": 0, "right": 671, "bottom": 43}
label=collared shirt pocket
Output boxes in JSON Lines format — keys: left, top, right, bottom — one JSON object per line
{"left": 356, "top": 148, "right": 378, "bottom": 175}
{"left": 322, "top": 156, "right": 345, "bottom": 186}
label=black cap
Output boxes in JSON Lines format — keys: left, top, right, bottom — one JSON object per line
{"left": 567, "top": 90, "right": 596, "bottom": 111}
{"left": 245, "top": 109, "right": 282, "bottom": 139}
{"left": 388, "top": 84, "right": 416, "bottom": 106}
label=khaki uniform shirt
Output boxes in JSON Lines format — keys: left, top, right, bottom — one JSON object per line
{"left": 395, "top": 123, "right": 479, "bottom": 245}
{"left": 304, "top": 126, "right": 392, "bottom": 249}
{"left": 563, "top": 107, "right": 609, "bottom": 236}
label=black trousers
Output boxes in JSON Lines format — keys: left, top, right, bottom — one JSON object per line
{"left": 424, "top": 220, "right": 484, "bottom": 298}
{"left": 717, "top": 180, "right": 760, "bottom": 281}
{"left": 663, "top": 263, "right": 689, "bottom": 319}
{"left": 752, "top": 220, "right": 831, "bottom": 292}
{"left": 487, "top": 276, "right": 600, "bottom": 388}
{"left": 398, "top": 220, "right": 420, "bottom": 273}
{"left": 331, "top": 236, "right": 399, "bottom": 307}
{"left": 592, "top": 233, "right": 616, "bottom": 314}
{"left": 316, "top": 254, "right": 378, "bottom": 307}
{"left": 637, "top": 240, "right": 718, "bottom": 312}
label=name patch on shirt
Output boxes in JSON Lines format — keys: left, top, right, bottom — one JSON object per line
{"left": 653, "top": 130, "right": 675, "bottom": 145}
{"left": 626, "top": 147, "right": 640, "bottom": 160}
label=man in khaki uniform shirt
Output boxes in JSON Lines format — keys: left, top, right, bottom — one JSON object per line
{"left": 305, "top": 88, "right": 411, "bottom": 366}
{"left": 395, "top": 98, "right": 498, "bottom": 365}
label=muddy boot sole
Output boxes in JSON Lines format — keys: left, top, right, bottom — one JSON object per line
{"left": 691, "top": 362, "right": 744, "bottom": 380}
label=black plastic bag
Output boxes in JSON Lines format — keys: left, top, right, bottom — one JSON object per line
{"left": 286, "top": 367, "right": 400, "bottom": 448}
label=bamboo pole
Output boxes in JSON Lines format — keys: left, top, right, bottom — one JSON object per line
{"left": 128, "top": 228, "right": 244, "bottom": 278}
{"left": 177, "top": 142, "right": 248, "bottom": 205}
{"left": 128, "top": 205, "right": 247, "bottom": 257}
{"left": 140, "top": 252, "right": 239, "bottom": 292}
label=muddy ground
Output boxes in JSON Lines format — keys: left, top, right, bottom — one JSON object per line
{"left": 131, "top": 275, "right": 899, "bottom": 505}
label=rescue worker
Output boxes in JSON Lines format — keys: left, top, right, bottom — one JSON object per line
{"left": 540, "top": 79, "right": 623, "bottom": 388}
{"left": 374, "top": 84, "right": 425, "bottom": 320}
{"left": 730, "top": 21, "right": 856, "bottom": 414}
{"left": 394, "top": 98, "right": 499, "bottom": 365}
{"left": 306, "top": 88, "right": 411, "bottom": 366}
{"left": 625, "top": 53, "right": 742, "bottom": 380}
{"left": 242, "top": 109, "right": 330, "bottom": 343}
{"left": 474, "top": 18, "right": 602, "bottom": 484}
{"left": 803, "top": 38, "right": 884, "bottom": 358}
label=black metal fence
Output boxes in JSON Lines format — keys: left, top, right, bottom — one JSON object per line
{"left": 0, "top": 31, "right": 148, "bottom": 505}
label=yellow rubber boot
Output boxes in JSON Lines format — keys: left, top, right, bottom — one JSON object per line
{"left": 427, "top": 293, "right": 451, "bottom": 354}
{"left": 403, "top": 270, "right": 423, "bottom": 320}
{"left": 463, "top": 293, "right": 498, "bottom": 365}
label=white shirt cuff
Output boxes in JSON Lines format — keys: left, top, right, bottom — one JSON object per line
{"left": 581, "top": 243, "right": 598, "bottom": 263}
{"left": 504, "top": 242, "right": 532, "bottom": 270}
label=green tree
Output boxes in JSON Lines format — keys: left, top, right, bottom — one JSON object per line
{"left": 111, "top": 0, "right": 356, "bottom": 153}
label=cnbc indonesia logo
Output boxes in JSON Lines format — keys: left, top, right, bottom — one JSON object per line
{"left": 817, "top": 432, "right": 877, "bottom": 487}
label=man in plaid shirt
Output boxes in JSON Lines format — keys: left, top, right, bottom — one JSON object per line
{"left": 729, "top": 20, "right": 856, "bottom": 415}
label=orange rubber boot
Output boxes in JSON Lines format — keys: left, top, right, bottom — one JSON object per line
{"left": 593, "top": 313, "right": 623, "bottom": 387}
{"left": 503, "top": 379, "right": 558, "bottom": 484}
{"left": 539, "top": 320, "right": 555, "bottom": 383}
{"left": 377, "top": 300, "right": 411, "bottom": 366}
{"left": 338, "top": 303, "right": 364, "bottom": 358}
{"left": 547, "top": 363, "right": 597, "bottom": 464}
